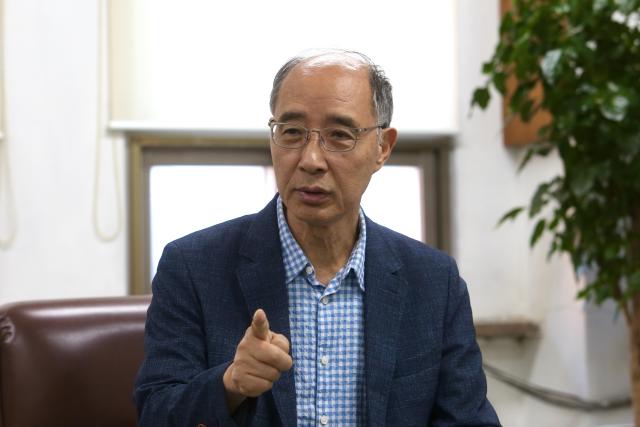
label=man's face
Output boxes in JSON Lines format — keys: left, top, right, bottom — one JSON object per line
{"left": 270, "top": 61, "right": 396, "bottom": 229}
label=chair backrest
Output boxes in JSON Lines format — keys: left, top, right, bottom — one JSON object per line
{"left": 0, "top": 296, "right": 151, "bottom": 427}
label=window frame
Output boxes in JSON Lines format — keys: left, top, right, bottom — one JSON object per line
{"left": 127, "top": 131, "right": 452, "bottom": 294}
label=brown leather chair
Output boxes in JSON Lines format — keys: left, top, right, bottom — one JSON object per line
{"left": 0, "top": 296, "right": 151, "bottom": 427}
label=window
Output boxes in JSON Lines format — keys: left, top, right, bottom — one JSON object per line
{"left": 149, "top": 164, "right": 277, "bottom": 279}
{"left": 128, "top": 133, "right": 451, "bottom": 294}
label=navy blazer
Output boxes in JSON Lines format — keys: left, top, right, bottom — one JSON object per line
{"left": 135, "top": 196, "right": 500, "bottom": 426}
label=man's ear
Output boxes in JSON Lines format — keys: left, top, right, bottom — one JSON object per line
{"left": 374, "top": 127, "right": 398, "bottom": 171}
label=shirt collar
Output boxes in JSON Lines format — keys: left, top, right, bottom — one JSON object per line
{"left": 277, "top": 196, "right": 366, "bottom": 290}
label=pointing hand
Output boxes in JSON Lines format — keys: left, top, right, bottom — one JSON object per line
{"left": 223, "top": 309, "right": 293, "bottom": 411}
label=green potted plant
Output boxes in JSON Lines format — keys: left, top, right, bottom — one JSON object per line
{"left": 471, "top": 0, "right": 640, "bottom": 423}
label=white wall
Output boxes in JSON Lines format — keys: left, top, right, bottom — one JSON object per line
{"left": 0, "top": 0, "right": 127, "bottom": 304}
{"left": 0, "top": 0, "right": 632, "bottom": 425}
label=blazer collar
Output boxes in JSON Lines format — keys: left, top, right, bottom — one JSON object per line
{"left": 363, "top": 218, "right": 409, "bottom": 424}
{"left": 237, "top": 195, "right": 297, "bottom": 427}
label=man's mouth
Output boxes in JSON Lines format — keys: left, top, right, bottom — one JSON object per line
{"left": 296, "top": 187, "right": 330, "bottom": 204}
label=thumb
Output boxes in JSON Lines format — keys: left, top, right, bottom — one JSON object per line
{"left": 251, "top": 309, "right": 271, "bottom": 341}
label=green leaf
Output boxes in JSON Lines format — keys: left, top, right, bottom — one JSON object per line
{"left": 518, "top": 148, "right": 536, "bottom": 172}
{"left": 577, "top": 287, "right": 590, "bottom": 300}
{"left": 541, "top": 49, "right": 563, "bottom": 84}
{"left": 500, "top": 11, "right": 514, "bottom": 35}
{"left": 530, "top": 219, "right": 547, "bottom": 247}
{"left": 471, "top": 87, "right": 491, "bottom": 109}
{"left": 529, "top": 183, "right": 550, "bottom": 217}
{"left": 593, "top": 0, "right": 608, "bottom": 12}
{"left": 520, "top": 99, "right": 535, "bottom": 122}
{"left": 623, "top": 132, "right": 640, "bottom": 158}
{"left": 604, "top": 245, "right": 619, "bottom": 260}
{"left": 517, "top": 142, "right": 553, "bottom": 173}
{"left": 497, "top": 207, "right": 525, "bottom": 227}
{"left": 593, "top": 278, "right": 613, "bottom": 304}
{"left": 614, "top": 0, "right": 637, "bottom": 13}
{"left": 510, "top": 80, "right": 536, "bottom": 113}
{"left": 548, "top": 213, "right": 561, "bottom": 231}
{"left": 536, "top": 124, "right": 553, "bottom": 142}
{"left": 492, "top": 72, "right": 507, "bottom": 95}
{"left": 628, "top": 271, "right": 640, "bottom": 292}
{"left": 570, "top": 170, "right": 595, "bottom": 197}
{"left": 554, "top": 3, "right": 571, "bottom": 14}
{"left": 600, "top": 94, "right": 630, "bottom": 122}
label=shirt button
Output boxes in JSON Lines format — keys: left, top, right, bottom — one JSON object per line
{"left": 319, "top": 415, "right": 329, "bottom": 425}
{"left": 305, "top": 265, "right": 313, "bottom": 275}
{"left": 320, "top": 355, "right": 329, "bottom": 366}
{"left": 320, "top": 296, "right": 329, "bottom": 305}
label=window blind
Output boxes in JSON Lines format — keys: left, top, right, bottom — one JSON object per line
{"left": 108, "top": 0, "right": 456, "bottom": 133}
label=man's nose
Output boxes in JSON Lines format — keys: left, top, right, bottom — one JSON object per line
{"left": 298, "top": 131, "right": 328, "bottom": 173}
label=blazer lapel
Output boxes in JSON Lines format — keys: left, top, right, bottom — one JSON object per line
{"left": 364, "top": 220, "right": 409, "bottom": 425}
{"left": 237, "top": 197, "right": 297, "bottom": 427}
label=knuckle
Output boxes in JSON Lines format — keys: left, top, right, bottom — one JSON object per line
{"left": 285, "top": 356, "right": 293, "bottom": 370}
{"left": 238, "top": 380, "right": 271, "bottom": 398}
{"left": 263, "top": 366, "right": 279, "bottom": 382}
{"left": 236, "top": 339, "right": 249, "bottom": 353}
{"left": 230, "top": 365, "right": 243, "bottom": 382}
{"left": 237, "top": 383, "right": 250, "bottom": 396}
{"left": 274, "top": 334, "right": 291, "bottom": 352}
{"left": 233, "top": 351, "right": 246, "bottom": 365}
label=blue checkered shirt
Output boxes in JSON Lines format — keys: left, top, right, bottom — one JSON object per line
{"left": 277, "top": 197, "right": 366, "bottom": 427}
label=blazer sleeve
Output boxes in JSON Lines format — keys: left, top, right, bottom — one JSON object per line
{"left": 430, "top": 258, "right": 501, "bottom": 427}
{"left": 134, "top": 241, "right": 248, "bottom": 427}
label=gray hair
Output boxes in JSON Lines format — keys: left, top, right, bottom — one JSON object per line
{"left": 269, "top": 49, "right": 394, "bottom": 128}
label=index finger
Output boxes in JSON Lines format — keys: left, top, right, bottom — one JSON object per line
{"left": 251, "top": 309, "right": 272, "bottom": 341}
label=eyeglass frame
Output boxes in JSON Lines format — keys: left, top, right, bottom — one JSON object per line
{"left": 268, "top": 118, "right": 384, "bottom": 152}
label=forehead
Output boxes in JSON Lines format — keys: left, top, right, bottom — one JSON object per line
{"left": 275, "top": 59, "right": 373, "bottom": 122}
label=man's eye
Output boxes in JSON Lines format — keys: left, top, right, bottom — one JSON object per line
{"left": 282, "top": 127, "right": 304, "bottom": 136}
{"left": 328, "top": 128, "right": 354, "bottom": 141}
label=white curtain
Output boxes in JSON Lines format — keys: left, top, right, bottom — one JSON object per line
{"left": 108, "top": 0, "right": 456, "bottom": 132}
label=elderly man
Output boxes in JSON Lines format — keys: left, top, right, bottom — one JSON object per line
{"left": 135, "top": 50, "right": 500, "bottom": 426}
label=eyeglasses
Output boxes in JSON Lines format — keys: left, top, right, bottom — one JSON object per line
{"left": 268, "top": 119, "right": 382, "bottom": 152}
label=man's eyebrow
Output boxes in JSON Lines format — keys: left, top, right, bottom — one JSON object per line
{"left": 325, "top": 115, "right": 358, "bottom": 128}
{"left": 277, "top": 111, "right": 306, "bottom": 123}
{"left": 277, "top": 112, "right": 359, "bottom": 128}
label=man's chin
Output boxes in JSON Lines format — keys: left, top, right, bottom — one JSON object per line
{"left": 285, "top": 203, "right": 337, "bottom": 228}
